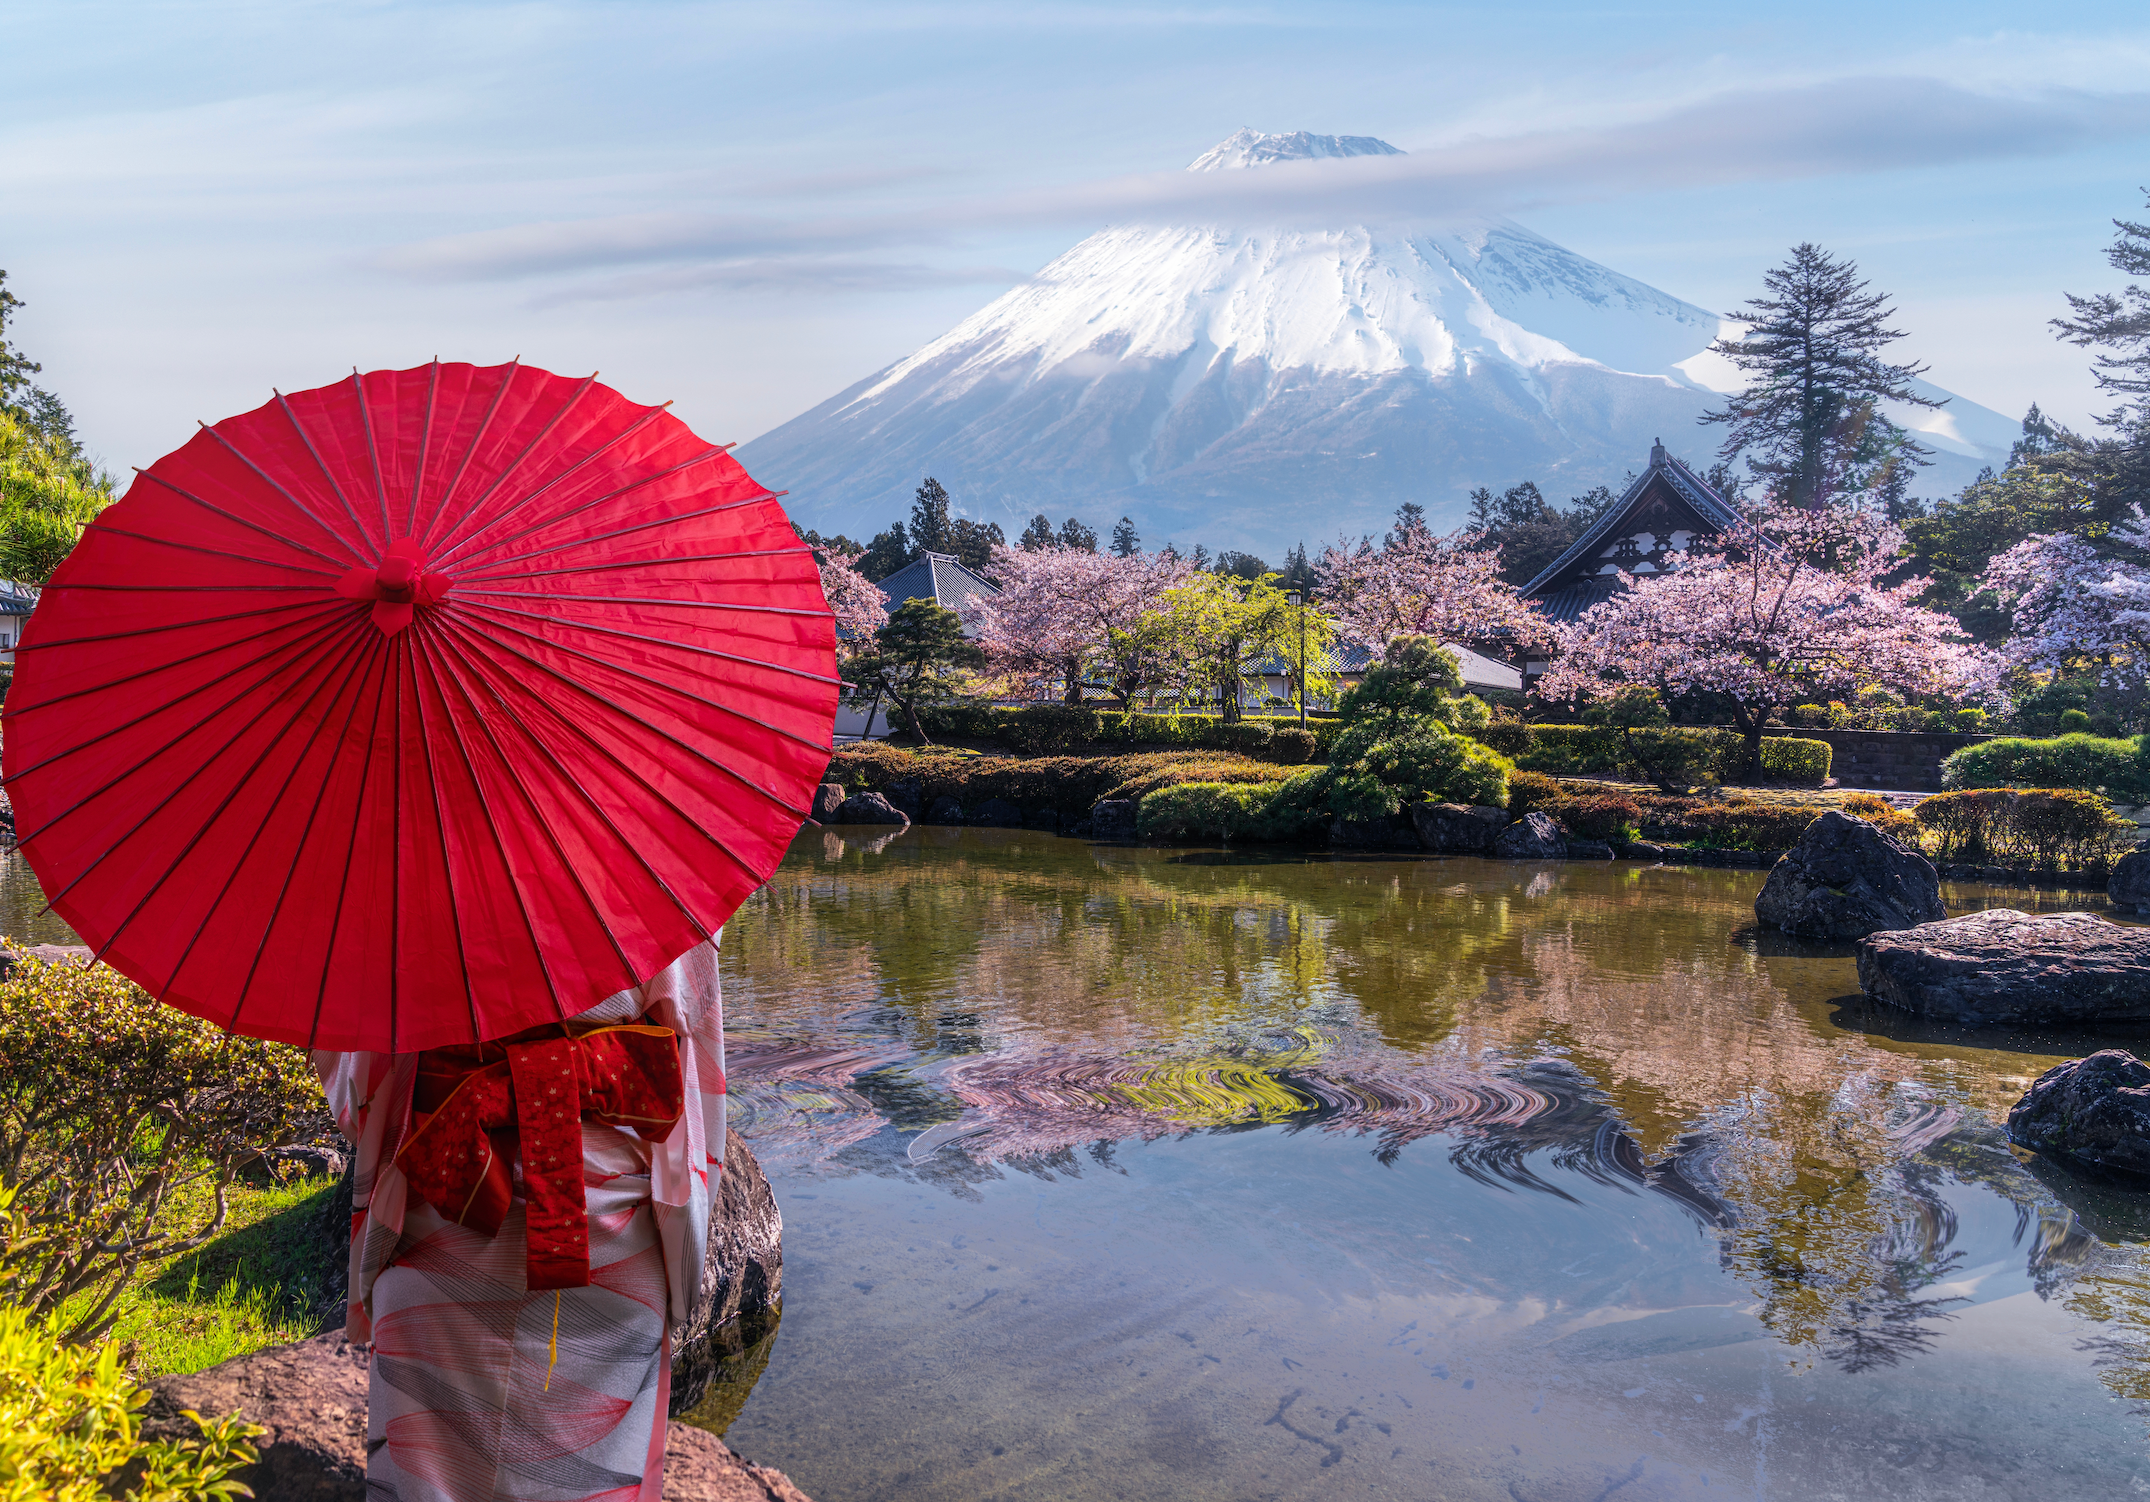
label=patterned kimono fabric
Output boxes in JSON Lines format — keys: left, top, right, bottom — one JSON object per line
{"left": 316, "top": 939, "right": 728, "bottom": 1502}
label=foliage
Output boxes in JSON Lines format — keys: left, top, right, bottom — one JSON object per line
{"left": 1903, "top": 458, "right": 2125, "bottom": 637}
{"left": 1503, "top": 770, "right": 1566, "bottom": 818}
{"left": 2053, "top": 190, "right": 2150, "bottom": 441}
{"left": 1700, "top": 242, "right": 1940, "bottom": 508}
{"left": 1550, "top": 794, "right": 1642, "bottom": 842}
{"left": 1017, "top": 514, "right": 1099, "bottom": 553}
{"left": 1836, "top": 792, "right": 1918, "bottom": 842}
{"left": 965, "top": 543, "right": 1191, "bottom": 706}
{"left": 1757, "top": 737, "right": 1832, "bottom": 787}
{"left": 0, "top": 408, "right": 114, "bottom": 585}
{"left": 1542, "top": 500, "right": 1995, "bottom": 776}
{"left": 1939, "top": 732, "right": 2150, "bottom": 802}
{"left": 904, "top": 478, "right": 1003, "bottom": 572}
{"left": 1314, "top": 505, "right": 1554, "bottom": 654}
{"left": 844, "top": 599, "right": 986, "bottom": 744}
{"left": 1267, "top": 727, "right": 1319, "bottom": 765}
{"left": 1144, "top": 570, "right": 1333, "bottom": 721}
{"left": 0, "top": 1302, "right": 260, "bottom": 1501}
{"left": 1914, "top": 788, "right": 2130, "bottom": 867}
{"left": 1502, "top": 779, "right": 1826, "bottom": 850}
{"left": 1135, "top": 780, "right": 1298, "bottom": 843}
{"left": 1464, "top": 480, "right": 1616, "bottom": 587}
{"left": 825, "top": 746, "right": 1286, "bottom": 818}
{"left": 1333, "top": 636, "right": 1471, "bottom": 734}
{"left": 1980, "top": 506, "right": 2150, "bottom": 713}
{"left": 0, "top": 950, "right": 329, "bottom": 1344}
{"left": 1580, "top": 687, "right": 1713, "bottom": 793}
{"left": 1474, "top": 722, "right": 1830, "bottom": 787}
{"left": 908, "top": 704, "right": 1345, "bottom": 759}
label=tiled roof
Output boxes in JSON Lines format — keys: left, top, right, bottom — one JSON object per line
{"left": 1520, "top": 444, "right": 1749, "bottom": 601}
{"left": 1528, "top": 575, "right": 1625, "bottom": 624}
{"left": 0, "top": 585, "right": 38, "bottom": 615}
{"left": 874, "top": 552, "right": 1001, "bottom": 630}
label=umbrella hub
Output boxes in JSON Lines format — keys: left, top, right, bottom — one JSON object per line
{"left": 334, "top": 538, "right": 453, "bottom": 636}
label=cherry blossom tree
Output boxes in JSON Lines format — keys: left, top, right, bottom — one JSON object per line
{"left": 1541, "top": 503, "right": 1998, "bottom": 777}
{"left": 814, "top": 544, "right": 889, "bottom": 653}
{"left": 964, "top": 544, "right": 1191, "bottom": 705}
{"left": 1315, "top": 513, "right": 1554, "bottom": 655}
{"left": 1982, "top": 507, "right": 2150, "bottom": 702}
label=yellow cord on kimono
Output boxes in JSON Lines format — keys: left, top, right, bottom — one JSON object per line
{"left": 545, "top": 1289, "right": 561, "bottom": 1391}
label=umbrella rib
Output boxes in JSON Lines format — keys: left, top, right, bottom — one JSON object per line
{"left": 277, "top": 390, "right": 379, "bottom": 559}
{"left": 459, "top": 546, "right": 808, "bottom": 585}
{"left": 6, "top": 618, "right": 357, "bottom": 784}
{"left": 454, "top": 588, "right": 834, "bottom": 625}
{"left": 388, "top": 634, "right": 405, "bottom": 1051}
{"left": 408, "top": 360, "right": 440, "bottom": 541}
{"left": 437, "top": 444, "right": 733, "bottom": 572}
{"left": 422, "top": 372, "right": 599, "bottom": 565}
{"left": 176, "top": 638, "right": 379, "bottom": 1013}
{"left": 418, "top": 358, "right": 521, "bottom": 555}
{"left": 3, "top": 601, "right": 350, "bottom": 722}
{"left": 306, "top": 633, "right": 397, "bottom": 1049}
{"left": 353, "top": 371, "right": 394, "bottom": 551}
{"left": 428, "top": 626, "right": 730, "bottom": 924}
{"left": 33, "top": 619, "right": 367, "bottom": 914}
{"left": 456, "top": 596, "right": 842, "bottom": 687}
{"left": 234, "top": 640, "right": 386, "bottom": 1040}
{"left": 433, "top": 611, "right": 812, "bottom": 819}
{"left": 132, "top": 470, "right": 353, "bottom": 569}
{"left": 67, "top": 520, "right": 340, "bottom": 578}
{"left": 415, "top": 623, "right": 637, "bottom": 999}
{"left": 451, "top": 602, "right": 836, "bottom": 753}
{"left": 84, "top": 626, "right": 375, "bottom": 981}
{"left": 427, "top": 406, "right": 683, "bottom": 571}
{"left": 431, "top": 614, "right": 770, "bottom": 888}
{"left": 451, "top": 487, "right": 774, "bottom": 579}
{"left": 7, "top": 598, "right": 348, "bottom": 667}
{"left": 199, "top": 422, "right": 367, "bottom": 563}
{"left": 404, "top": 629, "right": 480, "bottom": 1036}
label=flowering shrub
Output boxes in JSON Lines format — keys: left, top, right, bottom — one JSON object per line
{"left": 0, "top": 1302, "right": 259, "bottom": 1501}
{"left": 0, "top": 950, "right": 327, "bottom": 1343}
{"left": 1940, "top": 733, "right": 2150, "bottom": 802}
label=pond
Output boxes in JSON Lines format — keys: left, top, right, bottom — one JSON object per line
{"left": 4, "top": 836, "right": 2146, "bottom": 1499}
{"left": 706, "top": 829, "right": 2150, "bottom": 1502}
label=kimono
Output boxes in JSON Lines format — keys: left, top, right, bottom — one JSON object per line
{"left": 315, "top": 939, "right": 727, "bottom": 1502}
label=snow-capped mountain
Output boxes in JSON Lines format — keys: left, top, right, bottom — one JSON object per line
{"left": 738, "top": 128, "right": 2016, "bottom": 559}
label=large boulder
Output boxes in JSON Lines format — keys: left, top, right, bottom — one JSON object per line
{"left": 1857, "top": 909, "right": 2150, "bottom": 1026}
{"left": 972, "top": 797, "right": 1023, "bottom": 828}
{"left": 140, "top": 1331, "right": 814, "bottom": 1501}
{"left": 1410, "top": 803, "right": 1506, "bottom": 854}
{"left": 882, "top": 777, "right": 924, "bottom": 819}
{"left": 832, "top": 791, "right": 908, "bottom": 826}
{"left": 2007, "top": 1050, "right": 2150, "bottom": 1179}
{"left": 923, "top": 796, "right": 966, "bottom": 826}
{"left": 1753, "top": 810, "right": 1943, "bottom": 940}
{"left": 672, "top": 1130, "right": 784, "bottom": 1412}
{"left": 1088, "top": 799, "right": 1137, "bottom": 839}
{"left": 810, "top": 783, "right": 846, "bottom": 823}
{"left": 1492, "top": 811, "right": 1567, "bottom": 860}
{"left": 2112, "top": 848, "right": 2150, "bottom": 913}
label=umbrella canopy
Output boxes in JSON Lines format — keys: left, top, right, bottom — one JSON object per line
{"left": 3, "top": 361, "right": 838, "bottom": 1052}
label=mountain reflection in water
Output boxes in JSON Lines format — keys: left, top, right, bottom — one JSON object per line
{"left": 707, "top": 826, "right": 2150, "bottom": 1500}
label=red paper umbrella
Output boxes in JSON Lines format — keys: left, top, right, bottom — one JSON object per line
{"left": 2, "top": 361, "right": 837, "bottom": 1052}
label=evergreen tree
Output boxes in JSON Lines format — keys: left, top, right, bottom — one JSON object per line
{"left": 1702, "top": 244, "right": 1941, "bottom": 509}
{"left": 2054, "top": 194, "right": 2150, "bottom": 441}
{"left": 845, "top": 598, "right": 985, "bottom": 744}
{"left": 1213, "top": 550, "right": 1270, "bottom": 581}
{"left": 1189, "top": 543, "right": 1211, "bottom": 570}
{"left": 0, "top": 271, "right": 82, "bottom": 455}
{"left": 1110, "top": 515, "right": 1139, "bottom": 557}
{"left": 1466, "top": 479, "right": 1616, "bottom": 585}
{"left": 1019, "top": 513, "right": 1056, "bottom": 551}
{"left": 943, "top": 516, "right": 1005, "bottom": 573}
{"left": 1055, "top": 516, "right": 1098, "bottom": 551}
{"left": 909, "top": 478, "right": 953, "bottom": 553}
{"left": 1279, "top": 542, "right": 1315, "bottom": 592}
{"left": 857, "top": 524, "right": 911, "bottom": 581}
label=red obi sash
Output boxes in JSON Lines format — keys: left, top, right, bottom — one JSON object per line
{"left": 395, "top": 1023, "right": 684, "bottom": 1290}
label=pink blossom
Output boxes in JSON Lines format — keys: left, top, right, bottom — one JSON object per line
{"left": 965, "top": 544, "right": 1192, "bottom": 704}
{"left": 1541, "top": 503, "right": 1998, "bottom": 768}
{"left": 814, "top": 545, "right": 888, "bottom": 652}
{"left": 1315, "top": 521, "right": 1553, "bottom": 654}
{"left": 1982, "top": 507, "right": 2150, "bottom": 690}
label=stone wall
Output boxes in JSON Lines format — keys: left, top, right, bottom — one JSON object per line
{"left": 1762, "top": 729, "right": 1989, "bottom": 792}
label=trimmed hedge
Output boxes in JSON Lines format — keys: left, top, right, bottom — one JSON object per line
{"left": 911, "top": 703, "right": 1348, "bottom": 761}
{"left": 1914, "top": 787, "right": 2130, "bottom": 867}
{"left": 825, "top": 746, "right": 1288, "bottom": 819}
{"left": 1940, "top": 733, "right": 2150, "bottom": 803}
{"left": 1471, "top": 724, "right": 1831, "bottom": 787}
{"left": 1136, "top": 780, "right": 1296, "bottom": 841}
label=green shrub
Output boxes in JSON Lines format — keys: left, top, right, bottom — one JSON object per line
{"left": 1506, "top": 770, "right": 1565, "bottom": 817}
{"left": 2060, "top": 708, "right": 2093, "bottom": 732}
{"left": 1916, "top": 787, "right": 2129, "bottom": 867}
{"left": 1952, "top": 707, "right": 1989, "bottom": 733}
{"left": 1913, "top": 789, "right": 2004, "bottom": 860}
{"left": 1209, "top": 721, "right": 1273, "bottom": 756}
{"left": 1941, "top": 733, "right": 2150, "bottom": 802}
{"left": 1838, "top": 792, "right": 1919, "bottom": 842}
{"left": 912, "top": 702, "right": 1006, "bottom": 742}
{"left": 826, "top": 746, "right": 1287, "bottom": 818}
{"left": 997, "top": 704, "right": 1103, "bottom": 754}
{"left": 1554, "top": 795, "right": 1642, "bottom": 842}
{"left": 1135, "top": 780, "right": 1293, "bottom": 842}
{"left": 0, "top": 1300, "right": 260, "bottom": 1501}
{"left": 1757, "top": 737, "right": 1831, "bottom": 786}
{"left": 0, "top": 950, "right": 327, "bottom": 1343}
{"left": 1267, "top": 727, "right": 1320, "bottom": 765}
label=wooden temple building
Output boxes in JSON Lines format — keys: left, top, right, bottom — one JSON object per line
{"left": 1516, "top": 440, "right": 1743, "bottom": 682}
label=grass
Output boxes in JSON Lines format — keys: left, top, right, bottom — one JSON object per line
{"left": 79, "top": 1173, "right": 344, "bottom": 1379}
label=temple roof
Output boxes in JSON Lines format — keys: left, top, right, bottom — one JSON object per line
{"left": 874, "top": 551, "right": 1000, "bottom": 635}
{"left": 1521, "top": 442, "right": 1747, "bottom": 615}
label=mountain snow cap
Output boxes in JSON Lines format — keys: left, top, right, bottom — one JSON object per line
{"left": 1187, "top": 128, "right": 1403, "bottom": 172}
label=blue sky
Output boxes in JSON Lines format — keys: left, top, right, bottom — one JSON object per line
{"left": 6, "top": 1, "right": 2148, "bottom": 486}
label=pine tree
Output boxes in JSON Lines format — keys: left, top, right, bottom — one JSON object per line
{"left": 1056, "top": 517, "right": 1098, "bottom": 552}
{"left": 1019, "top": 513, "right": 1056, "bottom": 550}
{"left": 1702, "top": 244, "right": 1941, "bottom": 509}
{"left": 0, "top": 270, "right": 81, "bottom": 452}
{"left": 857, "top": 524, "right": 911, "bottom": 581}
{"left": 909, "top": 478, "right": 953, "bottom": 553}
{"left": 846, "top": 599, "right": 985, "bottom": 743}
{"left": 2054, "top": 196, "right": 2150, "bottom": 441}
{"left": 1110, "top": 516, "right": 1139, "bottom": 557}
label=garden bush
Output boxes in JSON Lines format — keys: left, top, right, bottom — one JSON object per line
{"left": 1472, "top": 723, "right": 1829, "bottom": 787}
{"left": 1552, "top": 795, "right": 1642, "bottom": 842}
{"left": 1757, "top": 737, "right": 1831, "bottom": 787}
{"left": 0, "top": 1301, "right": 260, "bottom": 1501}
{"left": 1838, "top": 792, "right": 1918, "bottom": 842}
{"left": 910, "top": 704, "right": 1346, "bottom": 759}
{"left": 1940, "top": 733, "right": 2150, "bottom": 803}
{"left": 0, "top": 948, "right": 328, "bottom": 1342}
{"left": 1914, "top": 787, "right": 2130, "bottom": 867}
{"left": 1266, "top": 727, "right": 1320, "bottom": 765}
{"left": 1505, "top": 770, "right": 1565, "bottom": 818}
{"left": 824, "top": 747, "right": 1288, "bottom": 820}
{"left": 1135, "top": 780, "right": 1298, "bottom": 842}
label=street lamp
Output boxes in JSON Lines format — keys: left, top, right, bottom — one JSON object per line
{"left": 1285, "top": 588, "right": 1308, "bottom": 730}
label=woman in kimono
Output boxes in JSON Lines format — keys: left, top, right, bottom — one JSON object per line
{"left": 316, "top": 939, "right": 728, "bottom": 1502}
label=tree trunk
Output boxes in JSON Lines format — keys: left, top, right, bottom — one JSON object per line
{"left": 1063, "top": 656, "right": 1084, "bottom": 705}
{"left": 1729, "top": 703, "right": 1771, "bottom": 783}
{"left": 893, "top": 691, "right": 931, "bottom": 745}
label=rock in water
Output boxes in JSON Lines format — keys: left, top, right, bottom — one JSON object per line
{"left": 2008, "top": 1050, "right": 2150, "bottom": 1178}
{"left": 141, "top": 1330, "right": 815, "bottom": 1500}
{"left": 811, "top": 783, "right": 846, "bottom": 822}
{"left": 1410, "top": 803, "right": 1506, "bottom": 853}
{"left": 1857, "top": 909, "right": 2150, "bottom": 1026}
{"left": 1753, "top": 810, "right": 1943, "bottom": 940}
{"left": 1088, "top": 799, "right": 1137, "bottom": 839}
{"left": 924, "top": 795, "right": 966, "bottom": 826}
{"left": 2111, "top": 848, "right": 2150, "bottom": 914}
{"left": 672, "top": 1129, "right": 785, "bottom": 1413}
{"left": 1492, "top": 811, "right": 1567, "bottom": 860}
{"left": 833, "top": 791, "right": 908, "bottom": 826}
{"left": 973, "top": 797, "right": 1023, "bottom": 828}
